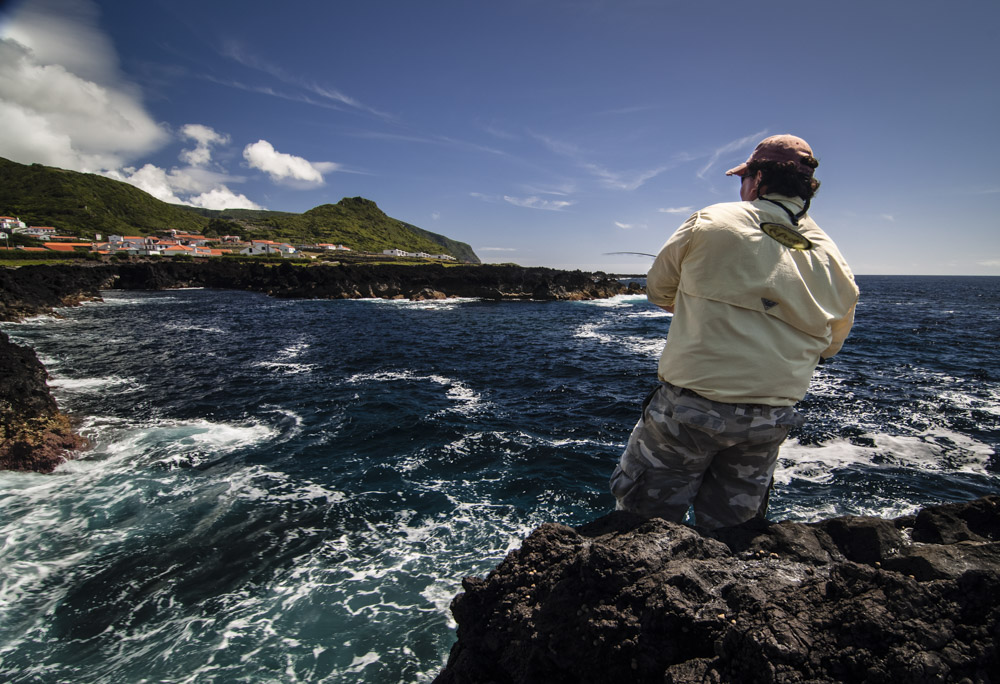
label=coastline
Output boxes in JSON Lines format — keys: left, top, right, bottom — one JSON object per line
{"left": 0, "top": 260, "right": 640, "bottom": 472}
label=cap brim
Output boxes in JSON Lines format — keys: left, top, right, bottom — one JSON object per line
{"left": 725, "top": 163, "right": 748, "bottom": 177}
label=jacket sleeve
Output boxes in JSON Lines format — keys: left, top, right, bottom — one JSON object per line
{"left": 646, "top": 213, "right": 698, "bottom": 308}
{"left": 820, "top": 301, "right": 856, "bottom": 359}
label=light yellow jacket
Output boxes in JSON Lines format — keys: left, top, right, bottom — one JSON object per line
{"left": 647, "top": 195, "right": 859, "bottom": 406}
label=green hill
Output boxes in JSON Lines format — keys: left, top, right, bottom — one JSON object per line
{"left": 0, "top": 157, "right": 479, "bottom": 262}
{"left": 0, "top": 158, "right": 207, "bottom": 236}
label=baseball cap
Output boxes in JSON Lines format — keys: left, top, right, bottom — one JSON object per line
{"left": 725, "top": 135, "right": 816, "bottom": 177}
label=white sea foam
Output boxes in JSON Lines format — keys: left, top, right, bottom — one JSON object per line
{"left": 47, "top": 375, "right": 142, "bottom": 393}
{"left": 368, "top": 297, "right": 479, "bottom": 310}
{"left": 254, "top": 361, "right": 316, "bottom": 375}
{"left": 576, "top": 293, "right": 648, "bottom": 307}
{"left": 573, "top": 322, "right": 663, "bottom": 357}
{"left": 775, "top": 428, "right": 995, "bottom": 486}
{"left": 346, "top": 369, "right": 489, "bottom": 416}
{"left": 164, "top": 323, "right": 226, "bottom": 334}
{"left": 72, "top": 415, "right": 279, "bottom": 469}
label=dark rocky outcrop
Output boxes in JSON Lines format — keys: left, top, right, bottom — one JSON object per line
{"left": 0, "top": 329, "right": 86, "bottom": 472}
{"left": 1, "top": 262, "right": 637, "bottom": 321}
{"left": 436, "top": 497, "right": 1000, "bottom": 683}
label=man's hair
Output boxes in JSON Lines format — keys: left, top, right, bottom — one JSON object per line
{"left": 747, "top": 158, "right": 821, "bottom": 200}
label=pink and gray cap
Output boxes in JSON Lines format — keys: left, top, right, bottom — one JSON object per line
{"left": 725, "top": 134, "right": 816, "bottom": 177}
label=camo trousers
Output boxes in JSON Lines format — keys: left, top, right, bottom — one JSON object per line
{"left": 610, "top": 382, "right": 804, "bottom": 530}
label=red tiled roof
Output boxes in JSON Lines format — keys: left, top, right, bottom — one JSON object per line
{"left": 43, "top": 243, "right": 90, "bottom": 251}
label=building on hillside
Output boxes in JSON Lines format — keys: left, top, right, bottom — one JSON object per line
{"left": 14, "top": 226, "right": 57, "bottom": 238}
{"left": 172, "top": 234, "right": 210, "bottom": 246}
{"left": 240, "top": 240, "right": 297, "bottom": 257}
{"left": 317, "top": 243, "right": 352, "bottom": 251}
{"left": 0, "top": 217, "right": 27, "bottom": 231}
{"left": 42, "top": 242, "right": 93, "bottom": 252}
{"left": 382, "top": 248, "right": 454, "bottom": 260}
{"left": 161, "top": 244, "right": 212, "bottom": 258}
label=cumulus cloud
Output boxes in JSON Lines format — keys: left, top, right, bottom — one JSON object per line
{"left": 186, "top": 187, "right": 260, "bottom": 210}
{"left": 179, "top": 124, "right": 230, "bottom": 167}
{"left": 243, "top": 139, "right": 337, "bottom": 185}
{"left": 503, "top": 195, "right": 574, "bottom": 211}
{"left": 0, "top": 0, "right": 168, "bottom": 171}
{"left": 104, "top": 158, "right": 262, "bottom": 210}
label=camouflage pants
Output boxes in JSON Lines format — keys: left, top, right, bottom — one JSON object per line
{"left": 610, "top": 382, "right": 804, "bottom": 530}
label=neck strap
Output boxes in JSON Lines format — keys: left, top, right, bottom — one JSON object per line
{"left": 762, "top": 197, "right": 810, "bottom": 226}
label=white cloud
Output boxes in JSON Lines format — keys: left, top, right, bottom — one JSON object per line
{"left": 697, "top": 130, "right": 768, "bottom": 179}
{"left": 503, "top": 195, "right": 574, "bottom": 211}
{"left": 187, "top": 187, "right": 261, "bottom": 210}
{"left": 615, "top": 222, "right": 633, "bottom": 229}
{"left": 243, "top": 139, "right": 337, "bottom": 185}
{"left": 179, "top": 124, "right": 230, "bottom": 167}
{"left": 977, "top": 259, "right": 1000, "bottom": 268}
{"left": 880, "top": 214, "right": 895, "bottom": 222}
{"left": 479, "top": 247, "right": 517, "bottom": 252}
{"left": 584, "top": 162, "right": 667, "bottom": 191}
{"left": 0, "top": 0, "right": 168, "bottom": 172}
{"left": 104, "top": 164, "right": 184, "bottom": 203}
{"left": 659, "top": 206, "right": 693, "bottom": 214}
{"left": 104, "top": 162, "right": 262, "bottom": 210}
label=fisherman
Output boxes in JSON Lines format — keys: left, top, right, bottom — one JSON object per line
{"left": 610, "top": 134, "right": 859, "bottom": 530}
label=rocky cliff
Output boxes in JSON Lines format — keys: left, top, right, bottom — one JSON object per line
{"left": 436, "top": 497, "right": 1000, "bottom": 683}
{"left": 1, "top": 261, "right": 635, "bottom": 321}
{"left": 0, "top": 329, "right": 86, "bottom": 472}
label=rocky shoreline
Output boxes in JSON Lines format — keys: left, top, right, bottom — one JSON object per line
{"left": 435, "top": 497, "right": 1000, "bottom": 683}
{"left": 0, "top": 261, "right": 638, "bottom": 472}
{"left": 0, "top": 261, "right": 639, "bottom": 321}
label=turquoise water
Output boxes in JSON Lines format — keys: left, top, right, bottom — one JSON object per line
{"left": 1, "top": 276, "right": 998, "bottom": 682}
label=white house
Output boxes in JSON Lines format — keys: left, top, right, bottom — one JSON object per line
{"left": 0, "top": 217, "right": 27, "bottom": 231}
{"left": 17, "top": 226, "right": 57, "bottom": 238}
{"left": 240, "top": 240, "right": 297, "bottom": 257}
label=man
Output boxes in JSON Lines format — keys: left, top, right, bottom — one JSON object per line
{"left": 610, "top": 134, "right": 859, "bottom": 530}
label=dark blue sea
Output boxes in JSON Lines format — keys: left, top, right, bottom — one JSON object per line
{"left": 1, "top": 275, "right": 998, "bottom": 682}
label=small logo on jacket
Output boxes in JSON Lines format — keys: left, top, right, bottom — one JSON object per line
{"left": 761, "top": 298, "right": 779, "bottom": 310}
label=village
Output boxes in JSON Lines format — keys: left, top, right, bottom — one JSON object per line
{"left": 0, "top": 216, "right": 458, "bottom": 261}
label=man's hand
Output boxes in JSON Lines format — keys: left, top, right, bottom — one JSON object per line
{"left": 658, "top": 304, "right": 674, "bottom": 314}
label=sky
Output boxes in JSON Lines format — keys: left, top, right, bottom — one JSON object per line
{"left": 0, "top": 0, "right": 997, "bottom": 275}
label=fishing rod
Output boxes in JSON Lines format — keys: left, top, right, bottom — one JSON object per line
{"left": 604, "top": 251, "right": 656, "bottom": 258}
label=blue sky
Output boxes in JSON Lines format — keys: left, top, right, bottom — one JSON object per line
{"left": 1, "top": 0, "right": 997, "bottom": 274}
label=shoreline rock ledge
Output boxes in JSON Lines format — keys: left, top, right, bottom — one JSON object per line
{"left": 434, "top": 497, "right": 1000, "bottom": 683}
{"left": 0, "top": 330, "right": 86, "bottom": 472}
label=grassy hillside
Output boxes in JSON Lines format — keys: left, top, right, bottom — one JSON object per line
{"left": 0, "top": 157, "right": 480, "bottom": 262}
{"left": 0, "top": 158, "right": 207, "bottom": 237}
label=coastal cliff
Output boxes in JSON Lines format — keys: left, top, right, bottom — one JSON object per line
{"left": 435, "top": 497, "right": 1000, "bottom": 683}
{"left": 1, "top": 261, "right": 636, "bottom": 321}
{"left": 0, "top": 329, "right": 86, "bottom": 472}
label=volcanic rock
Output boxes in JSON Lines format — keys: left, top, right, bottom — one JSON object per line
{"left": 435, "top": 497, "right": 1000, "bottom": 683}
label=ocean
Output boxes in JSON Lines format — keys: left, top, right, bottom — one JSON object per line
{"left": 1, "top": 275, "right": 998, "bottom": 682}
